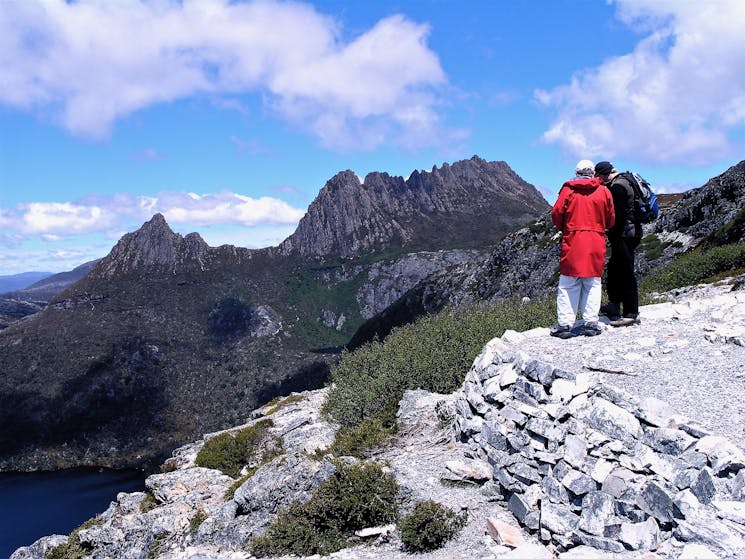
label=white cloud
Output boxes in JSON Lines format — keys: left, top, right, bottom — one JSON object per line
{"left": 1, "top": 190, "right": 305, "bottom": 238}
{"left": 0, "top": 208, "right": 12, "bottom": 228}
{"left": 157, "top": 191, "right": 305, "bottom": 226}
{"left": 536, "top": 0, "right": 745, "bottom": 164}
{"left": 21, "top": 202, "right": 114, "bottom": 235}
{"left": 0, "top": 234, "right": 102, "bottom": 274}
{"left": 0, "top": 0, "right": 449, "bottom": 150}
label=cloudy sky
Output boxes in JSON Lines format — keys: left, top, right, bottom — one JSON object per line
{"left": 1, "top": 0, "right": 744, "bottom": 275}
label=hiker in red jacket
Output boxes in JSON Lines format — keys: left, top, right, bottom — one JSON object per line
{"left": 550, "top": 160, "right": 615, "bottom": 338}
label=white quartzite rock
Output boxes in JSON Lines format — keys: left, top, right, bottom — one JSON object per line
{"left": 586, "top": 398, "right": 643, "bottom": 443}
{"left": 619, "top": 516, "right": 661, "bottom": 551}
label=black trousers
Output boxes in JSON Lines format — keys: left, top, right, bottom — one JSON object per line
{"left": 606, "top": 236, "right": 640, "bottom": 317}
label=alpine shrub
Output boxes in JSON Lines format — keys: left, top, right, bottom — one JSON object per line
{"left": 640, "top": 243, "right": 745, "bottom": 293}
{"left": 195, "top": 419, "right": 277, "bottom": 478}
{"left": 316, "top": 417, "right": 394, "bottom": 459}
{"left": 251, "top": 460, "right": 399, "bottom": 556}
{"left": 45, "top": 517, "right": 103, "bottom": 559}
{"left": 399, "top": 501, "right": 466, "bottom": 552}
{"left": 324, "top": 296, "right": 554, "bottom": 432}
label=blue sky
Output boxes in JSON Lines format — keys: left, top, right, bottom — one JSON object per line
{"left": 1, "top": 0, "right": 744, "bottom": 275}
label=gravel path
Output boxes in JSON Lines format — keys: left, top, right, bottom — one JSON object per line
{"left": 505, "top": 279, "right": 745, "bottom": 450}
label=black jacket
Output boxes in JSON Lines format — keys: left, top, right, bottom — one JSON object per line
{"left": 607, "top": 174, "right": 642, "bottom": 240}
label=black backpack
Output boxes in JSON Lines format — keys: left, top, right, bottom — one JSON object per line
{"left": 620, "top": 171, "right": 659, "bottom": 224}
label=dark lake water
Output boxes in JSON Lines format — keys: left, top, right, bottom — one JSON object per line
{"left": 0, "top": 468, "right": 147, "bottom": 558}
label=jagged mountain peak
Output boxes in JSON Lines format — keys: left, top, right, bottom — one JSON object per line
{"left": 90, "top": 213, "right": 210, "bottom": 279}
{"left": 280, "top": 156, "right": 549, "bottom": 258}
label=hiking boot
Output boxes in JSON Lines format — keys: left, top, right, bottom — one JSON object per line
{"left": 583, "top": 322, "right": 602, "bottom": 336}
{"left": 610, "top": 316, "right": 640, "bottom": 327}
{"left": 599, "top": 303, "right": 620, "bottom": 319}
{"left": 550, "top": 325, "right": 575, "bottom": 339}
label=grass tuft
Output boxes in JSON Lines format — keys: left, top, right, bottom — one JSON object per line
{"left": 45, "top": 517, "right": 103, "bottom": 559}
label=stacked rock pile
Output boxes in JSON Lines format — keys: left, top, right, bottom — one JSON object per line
{"left": 455, "top": 337, "right": 745, "bottom": 557}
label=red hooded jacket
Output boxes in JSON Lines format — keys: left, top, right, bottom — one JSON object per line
{"left": 551, "top": 177, "right": 615, "bottom": 277}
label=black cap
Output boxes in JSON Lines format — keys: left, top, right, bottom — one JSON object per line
{"left": 594, "top": 161, "right": 614, "bottom": 176}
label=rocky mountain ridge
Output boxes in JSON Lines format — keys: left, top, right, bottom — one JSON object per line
{"left": 11, "top": 279, "right": 745, "bottom": 559}
{"left": 279, "top": 156, "right": 548, "bottom": 257}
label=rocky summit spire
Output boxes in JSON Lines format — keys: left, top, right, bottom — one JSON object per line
{"left": 91, "top": 213, "right": 210, "bottom": 278}
{"left": 278, "top": 157, "right": 549, "bottom": 258}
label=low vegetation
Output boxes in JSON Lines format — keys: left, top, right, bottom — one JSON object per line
{"left": 250, "top": 461, "right": 399, "bottom": 556}
{"left": 323, "top": 297, "right": 554, "bottom": 442}
{"left": 45, "top": 517, "right": 103, "bottom": 559}
{"left": 195, "top": 419, "right": 280, "bottom": 478}
{"left": 145, "top": 533, "right": 168, "bottom": 559}
{"left": 640, "top": 242, "right": 745, "bottom": 293}
{"left": 399, "top": 501, "right": 467, "bottom": 552}
{"left": 139, "top": 492, "right": 160, "bottom": 513}
{"left": 189, "top": 511, "right": 208, "bottom": 534}
{"left": 262, "top": 393, "right": 305, "bottom": 416}
{"left": 315, "top": 417, "right": 395, "bottom": 459}
{"left": 640, "top": 234, "right": 671, "bottom": 261}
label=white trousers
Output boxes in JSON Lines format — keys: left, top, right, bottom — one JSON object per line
{"left": 557, "top": 275, "right": 602, "bottom": 328}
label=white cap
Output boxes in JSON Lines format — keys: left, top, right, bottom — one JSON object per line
{"left": 575, "top": 159, "right": 595, "bottom": 177}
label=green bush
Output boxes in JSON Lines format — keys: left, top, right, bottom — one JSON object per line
{"left": 195, "top": 419, "right": 278, "bottom": 478}
{"left": 324, "top": 297, "right": 554, "bottom": 432}
{"left": 640, "top": 243, "right": 745, "bottom": 293}
{"left": 640, "top": 234, "right": 670, "bottom": 261}
{"left": 251, "top": 461, "right": 399, "bottom": 556}
{"left": 399, "top": 501, "right": 466, "bottom": 552}
{"left": 316, "top": 417, "right": 395, "bottom": 459}
{"left": 45, "top": 517, "right": 102, "bottom": 559}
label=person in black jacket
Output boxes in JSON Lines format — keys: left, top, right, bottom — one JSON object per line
{"left": 594, "top": 161, "right": 641, "bottom": 327}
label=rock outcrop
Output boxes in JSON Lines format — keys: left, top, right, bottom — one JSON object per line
{"left": 90, "top": 214, "right": 212, "bottom": 279}
{"left": 654, "top": 160, "right": 745, "bottom": 241}
{"left": 279, "top": 156, "right": 549, "bottom": 258}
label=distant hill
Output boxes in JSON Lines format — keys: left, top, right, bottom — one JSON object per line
{"left": 0, "top": 272, "right": 52, "bottom": 293}
{"left": 0, "top": 260, "right": 100, "bottom": 330}
{"left": 2, "top": 260, "right": 99, "bottom": 302}
{"left": 0, "top": 157, "right": 549, "bottom": 472}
